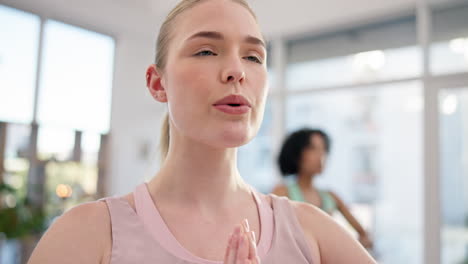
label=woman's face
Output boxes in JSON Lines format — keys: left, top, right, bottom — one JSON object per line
{"left": 299, "top": 134, "right": 328, "bottom": 177}
{"left": 154, "top": 0, "right": 268, "bottom": 148}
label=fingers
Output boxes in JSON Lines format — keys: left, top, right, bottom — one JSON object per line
{"left": 236, "top": 233, "right": 250, "bottom": 261}
{"left": 242, "top": 219, "right": 250, "bottom": 233}
{"left": 224, "top": 225, "right": 241, "bottom": 264}
{"left": 223, "top": 233, "right": 232, "bottom": 262}
{"left": 242, "top": 220, "right": 260, "bottom": 264}
{"left": 254, "top": 256, "right": 261, "bottom": 264}
{"left": 224, "top": 219, "right": 261, "bottom": 264}
{"left": 247, "top": 231, "right": 257, "bottom": 261}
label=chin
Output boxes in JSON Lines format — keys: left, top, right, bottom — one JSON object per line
{"left": 219, "top": 130, "right": 252, "bottom": 147}
{"left": 217, "top": 123, "right": 257, "bottom": 148}
{"left": 196, "top": 133, "right": 250, "bottom": 149}
{"left": 189, "top": 117, "right": 261, "bottom": 149}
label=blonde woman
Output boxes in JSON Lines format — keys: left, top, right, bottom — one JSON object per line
{"left": 28, "top": 0, "right": 377, "bottom": 263}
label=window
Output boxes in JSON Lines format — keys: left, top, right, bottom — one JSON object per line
{"left": 38, "top": 20, "right": 114, "bottom": 133}
{"left": 0, "top": 5, "right": 40, "bottom": 123}
{"left": 287, "top": 46, "right": 421, "bottom": 89}
{"left": 287, "top": 82, "right": 423, "bottom": 263}
{"left": 3, "top": 124, "right": 31, "bottom": 200}
{"left": 440, "top": 88, "right": 468, "bottom": 264}
{"left": 431, "top": 3, "right": 468, "bottom": 75}
{"left": 287, "top": 16, "right": 420, "bottom": 90}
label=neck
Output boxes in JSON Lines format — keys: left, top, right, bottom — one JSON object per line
{"left": 148, "top": 131, "right": 250, "bottom": 209}
{"left": 296, "top": 172, "right": 315, "bottom": 190}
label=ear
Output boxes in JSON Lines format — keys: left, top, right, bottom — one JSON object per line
{"left": 146, "top": 64, "right": 167, "bottom": 103}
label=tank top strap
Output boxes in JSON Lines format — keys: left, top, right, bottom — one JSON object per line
{"left": 286, "top": 181, "right": 306, "bottom": 202}
{"left": 133, "top": 183, "right": 204, "bottom": 263}
{"left": 100, "top": 196, "right": 142, "bottom": 235}
{"left": 249, "top": 187, "right": 274, "bottom": 257}
{"left": 100, "top": 196, "right": 166, "bottom": 263}
{"left": 318, "top": 190, "right": 338, "bottom": 214}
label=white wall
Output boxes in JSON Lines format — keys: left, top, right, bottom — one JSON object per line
{"left": 109, "top": 35, "right": 164, "bottom": 195}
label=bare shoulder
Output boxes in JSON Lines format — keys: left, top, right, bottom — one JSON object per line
{"left": 291, "top": 201, "right": 377, "bottom": 264}
{"left": 290, "top": 200, "right": 338, "bottom": 238}
{"left": 28, "top": 201, "right": 112, "bottom": 264}
{"left": 271, "top": 183, "right": 288, "bottom": 197}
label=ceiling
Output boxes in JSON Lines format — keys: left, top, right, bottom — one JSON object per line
{"left": 147, "top": 0, "right": 417, "bottom": 39}
{"left": 2, "top": 0, "right": 463, "bottom": 41}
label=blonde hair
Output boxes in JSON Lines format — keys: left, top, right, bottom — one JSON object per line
{"left": 156, "top": 0, "right": 258, "bottom": 162}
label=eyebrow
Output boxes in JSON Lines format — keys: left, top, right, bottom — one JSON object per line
{"left": 186, "top": 31, "right": 266, "bottom": 48}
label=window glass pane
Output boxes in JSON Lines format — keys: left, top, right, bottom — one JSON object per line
{"left": 37, "top": 126, "right": 74, "bottom": 161}
{"left": 82, "top": 132, "right": 101, "bottom": 163}
{"left": 287, "top": 15, "right": 419, "bottom": 90}
{"left": 36, "top": 127, "right": 98, "bottom": 217}
{"left": 4, "top": 124, "right": 31, "bottom": 200}
{"left": 38, "top": 20, "right": 114, "bottom": 133}
{"left": 440, "top": 88, "right": 468, "bottom": 264}
{"left": 0, "top": 5, "right": 39, "bottom": 123}
{"left": 80, "top": 132, "right": 101, "bottom": 195}
{"left": 44, "top": 159, "right": 97, "bottom": 216}
{"left": 431, "top": 39, "right": 468, "bottom": 75}
{"left": 431, "top": 3, "right": 468, "bottom": 75}
{"left": 286, "top": 82, "right": 423, "bottom": 263}
{"left": 287, "top": 46, "right": 421, "bottom": 90}
{"left": 288, "top": 16, "right": 417, "bottom": 63}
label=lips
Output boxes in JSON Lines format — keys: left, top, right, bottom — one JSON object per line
{"left": 213, "top": 95, "right": 251, "bottom": 115}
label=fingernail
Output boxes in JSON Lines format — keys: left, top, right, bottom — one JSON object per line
{"left": 240, "top": 223, "right": 246, "bottom": 233}
{"left": 250, "top": 232, "right": 257, "bottom": 250}
{"left": 243, "top": 219, "right": 250, "bottom": 232}
{"left": 250, "top": 231, "right": 256, "bottom": 243}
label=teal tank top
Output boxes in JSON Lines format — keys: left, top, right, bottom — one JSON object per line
{"left": 286, "top": 181, "right": 337, "bottom": 215}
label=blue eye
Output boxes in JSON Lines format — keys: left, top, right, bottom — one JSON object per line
{"left": 245, "top": 56, "right": 262, "bottom": 64}
{"left": 195, "top": 50, "right": 217, "bottom": 56}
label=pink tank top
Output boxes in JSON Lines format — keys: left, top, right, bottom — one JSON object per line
{"left": 102, "top": 183, "right": 314, "bottom": 263}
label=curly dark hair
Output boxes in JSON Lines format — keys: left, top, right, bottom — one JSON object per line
{"left": 277, "top": 128, "right": 331, "bottom": 177}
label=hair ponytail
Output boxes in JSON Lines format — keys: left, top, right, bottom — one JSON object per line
{"left": 160, "top": 113, "right": 170, "bottom": 163}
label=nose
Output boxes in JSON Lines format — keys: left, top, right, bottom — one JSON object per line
{"left": 221, "top": 56, "right": 245, "bottom": 84}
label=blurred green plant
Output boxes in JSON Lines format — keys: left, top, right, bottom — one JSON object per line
{"left": 0, "top": 183, "right": 46, "bottom": 239}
